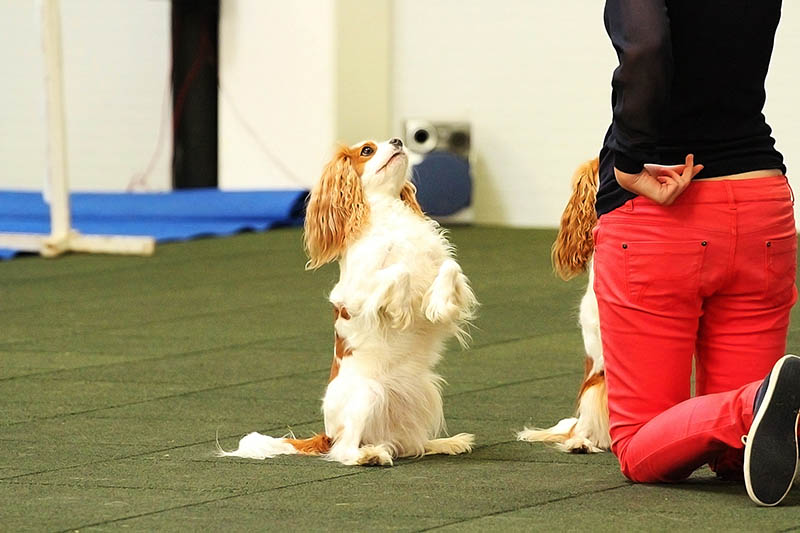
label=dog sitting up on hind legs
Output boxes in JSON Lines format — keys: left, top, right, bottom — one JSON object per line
{"left": 517, "top": 158, "right": 611, "bottom": 453}
{"left": 217, "top": 138, "right": 478, "bottom": 466}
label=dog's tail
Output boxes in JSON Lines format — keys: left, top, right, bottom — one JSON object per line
{"left": 516, "top": 367, "right": 610, "bottom": 453}
{"left": 552, "top": 158, "right": 599, "bottom": 281}
{"left": 215, "top": 432, "right": 332, "bottom": 460}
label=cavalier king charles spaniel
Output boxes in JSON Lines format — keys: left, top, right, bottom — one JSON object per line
{"left": 218, "top": 138, "right": 478, "bottom": 466}
{"left": 517, "top": 158, "right": 611, "bottom": 453}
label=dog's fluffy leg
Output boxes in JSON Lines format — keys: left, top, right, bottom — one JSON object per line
{"left": 564, "top": 376, "right": 610, "bottom": 453}
{"left": 580, "top": 264, "right": 603, "bottom": 373}
{"left": 360, "top": 263, "right": 413, "bottom": 330}
{"left": 517, "top": 418, "right": 579, "bottom": 445}
{"left": 424, "top": 259, "right": 477, "bottom": 347}
{"left": 324, "top": 377, "right": 395, "bottom": 466}
{"left": 424, "top": 433, "right": 475, "bottom": 456}
{"left": 424, "top": 259, "right": 475, "bottom": 323}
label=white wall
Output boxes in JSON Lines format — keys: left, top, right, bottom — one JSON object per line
{"left": 394, "top": 0, "right": 800, "bottom": 227}
{"left": 218, "top": 0, "right": 392, "bottom": 191}
{"left": 0, "top": 0, "right": 171, "bottom": 192}
{"left": 393, "top": 0, "right": 615, "bottom": 227}
{"left": 765, "top": 0, "right": 800, "bottom": 210}
{"left": 218, "top": 0, "right": 336, "bottom": 190}
{"left": 3, "top": 1, "right": 797, "bottom": 227}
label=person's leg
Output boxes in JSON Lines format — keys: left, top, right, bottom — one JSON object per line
{"left": 596, "top": 178, "right": 798, "bottom": 483}
{"left": 593, "top": 184, "right": 775, "bottom": 482}
{"left": 694, "top": 179, "right": 797, "bottom": 478}
{"left": 744, "top": 354, "right": 800, "bottom": 506}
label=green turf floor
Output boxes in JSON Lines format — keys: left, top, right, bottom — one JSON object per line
{"left": 1, "top": 227, "right": 799, "bottom": 531}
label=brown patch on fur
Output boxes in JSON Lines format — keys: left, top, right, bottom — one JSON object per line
{"left": 286, "top": 434, "right": 332, "bottom": 455}
{"left": 578, "top": 371, "right": 605, "bottom": 401}
{"left": 328, "top": 356, "right": 341, "bottom": 383}
{"left": 329, "top": 305, "right": 353, "bottom": 382}
{"left": 347, "top": 142, "right": 377, "bottom": 176}
{"left": 334, "top": 305, "right": 351, "bottom": 321}
{"left": 400, "top": 181, "right": 424, "bottom": 216}
{"left": 552, "top": 158, "right": 599, "bottom": 280}
{"left": 304, "top": 144, "right": 375, "bottom": 269}
{"left": 583, "top": 355, "right": 594, "bottom": 380}
{"left": 334, "top": 332, "right": 352, "bottom": 360}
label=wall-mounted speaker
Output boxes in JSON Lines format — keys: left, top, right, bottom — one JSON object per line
{"left": 403, "top": 120, "right": 473, "bottom": 221}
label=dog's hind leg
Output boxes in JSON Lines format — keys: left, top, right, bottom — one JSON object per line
{"left": 563, "top": 373, "right": 610, "bottom": 452}
{"left": 324, "top": 376, "right": 396, "bottom": 466}
{"left": 579, "top": 264, "right": 603, "bottom": 373}
{"left": 424, "top": 433, "right": 475, "bottom": 456}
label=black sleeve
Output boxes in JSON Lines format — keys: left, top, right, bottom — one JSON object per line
{"left": 604, "top": 0, "right": 673, "bottom": 173}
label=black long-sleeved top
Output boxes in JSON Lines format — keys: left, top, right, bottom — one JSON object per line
{"left": 597, "top": 0, "right": 786, "bottom": 216}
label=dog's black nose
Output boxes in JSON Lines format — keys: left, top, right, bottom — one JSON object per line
{"left": 389, "top": 137, "right": 403, "bottom": 148}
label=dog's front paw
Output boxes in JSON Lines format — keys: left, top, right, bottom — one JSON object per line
{"left": 384, "top": 300, "right": 413, "bottom": 330}
{"left": 424, "top": 291, "right": 460, "bottom": 324}
{"left": 424, "top": 259, "right": 474, "bottom": 325}
{"left": 357, "top": 444, "right": 394, "bottom": 466}
{"left": 360, "top": 265, "right": 414, "bottom": 330}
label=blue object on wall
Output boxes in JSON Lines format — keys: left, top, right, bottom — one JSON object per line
{"left": 410, "top": 151, "right": 472, "bottom": 217}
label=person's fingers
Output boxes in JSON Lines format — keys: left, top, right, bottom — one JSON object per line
{"left": 644, "top": 163, "right": 686, "bottom": 176}
{"left": 661, "top": 168, "right": 683, "bottom": 182}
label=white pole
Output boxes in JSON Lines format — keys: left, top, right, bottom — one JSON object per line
{"left": 40, "top": 0, "right": 71, "bottom": 249}
{"left": 0, "top": 0, "right": 155, "bottom": 258}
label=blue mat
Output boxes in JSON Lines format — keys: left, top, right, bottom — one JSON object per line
{"left": 0, "top": 189, "right": 308, "bottom": 260}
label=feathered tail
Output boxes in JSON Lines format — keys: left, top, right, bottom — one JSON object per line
{"left": 216, "top": 432, "right": 331, "bottom": 460}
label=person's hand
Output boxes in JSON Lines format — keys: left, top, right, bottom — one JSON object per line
{"left": 615, "top": 154, "right": 704, "bottom": 205}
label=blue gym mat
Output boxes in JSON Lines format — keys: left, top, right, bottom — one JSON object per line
{"left": 0, "top": 189, "right": 308, "bottom": 260}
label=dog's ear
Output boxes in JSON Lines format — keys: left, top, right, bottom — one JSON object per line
{"left": 552, "top": 158, "right": 599, "bottom": 280}
{"left": 400, "top": 180, "right": 424, "bottom": 216}
{"left": 304, "top": 147, "right": 370, "bottom": 269}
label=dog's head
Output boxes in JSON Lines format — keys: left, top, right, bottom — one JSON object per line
{"left": 304, "top": 138, "right": 423, "bottom": 269}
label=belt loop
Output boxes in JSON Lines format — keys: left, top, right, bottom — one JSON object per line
{"left": 622, "top": 198, "right": 635, "bottom": 213}
{"left": 786, "top": 176, "right": 795, "bottom": 206}
{"left": 723, "top": 181, "right": 736, "bottom": 210}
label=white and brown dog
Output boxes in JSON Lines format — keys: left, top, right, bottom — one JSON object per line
{"left": 218, "top": 138, "right": 478, "bottom": 466}
{"left": 517, "top": 158, "right": 611, "bottom": 453}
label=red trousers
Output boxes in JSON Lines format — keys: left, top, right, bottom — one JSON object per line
{"left": 593, "top": 176, "right": 797, "bottom": 482}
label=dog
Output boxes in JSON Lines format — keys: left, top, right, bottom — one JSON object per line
{"left": 517, "top": 158, "right": 611, "bottom": 453}
{"left": 217, "top": 138, "right": 478, "bottom": 466}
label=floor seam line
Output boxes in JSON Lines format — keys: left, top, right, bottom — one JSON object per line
{"left": 416, "top": 484, "right": 630, "bottom": 532}
{"left": 0, "top": 422, "right": 322, "bottom": 482}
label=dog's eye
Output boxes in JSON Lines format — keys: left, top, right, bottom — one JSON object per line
{"left": 360, "top": 146, "right": 374, "bottom": 157}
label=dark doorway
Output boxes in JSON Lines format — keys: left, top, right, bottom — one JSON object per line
{"left": 171, "top": 0, "right": 219, "bottom": 188}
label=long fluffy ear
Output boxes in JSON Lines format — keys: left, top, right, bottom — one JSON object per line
{"left": 304, "top": 149, "right": 369, "bottom": 269}
{"left": 552, "top": 158, "right": 599, "bottom": 280}
{"left": 400, "top": 181, "right": 424, "bottom": 216}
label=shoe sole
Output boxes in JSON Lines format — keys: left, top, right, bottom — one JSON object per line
{"left": 743, "top": 354, "right": 800, "bottom": 506}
